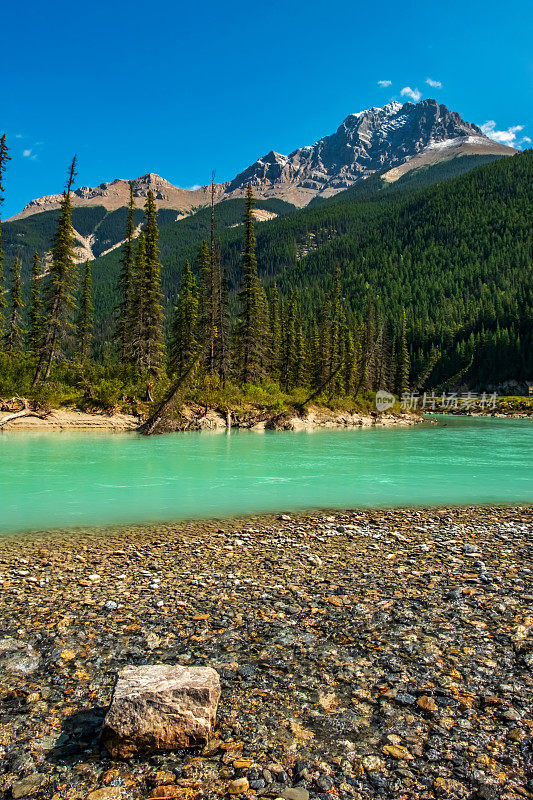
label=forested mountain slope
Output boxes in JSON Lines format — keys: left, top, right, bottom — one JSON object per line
{"left": 3, "top": 151, "right": 531, "bottom": 388}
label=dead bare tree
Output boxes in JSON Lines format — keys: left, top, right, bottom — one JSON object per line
{"left": 0, "top": 397, "right": 51, "bottom": 428}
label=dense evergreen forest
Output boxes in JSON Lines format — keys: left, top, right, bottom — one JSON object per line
{"left": 0, "top": 140, "right": 531, "bottom": 413}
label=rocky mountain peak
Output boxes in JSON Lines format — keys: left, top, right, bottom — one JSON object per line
{"left": 224, "top": 98, "right": 511, "bottom": 204}
{"left": 8, "top": 99, "right": 516, "bottom": 221}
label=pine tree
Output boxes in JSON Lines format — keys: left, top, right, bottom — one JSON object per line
{"left": 294, "top": 308, "right": 306, "bottom": 387}
{"left": 0, "top": 134, "right": 10, "bottom": 347}
{"left": 169, "top": 260, "right": 198, "bottom": 375}
{"left": 361, "top": 294, "right": 376, "bottom": 390}
{"left": 28, "top": 251, "right": 43, "bottom": 354}
{"left": 268, "top": 283, "right": 282, "bottom": 380}
{"left": 236, "top": 184, "right": 264, "bottom": 383}
{"left": 140, "top": 190, "right": 165, "bottom": 373}
{"left": 207, "top": 176, "right": 218, "bottom": 374}
{"left": 210, "top": 177, "right": 229, "bottom": 383}
{"left": 116, "top": 181, "right": 136, "bottom": 360}
{"left": 197, "top": 239, "right": 213, "bottom": 367}
{"left": 395, "top": 307, "right": 410, "bottom": 394}
{"left": 129, "top": 233, "right": 146, "bottom": 370}
{"left": 215, "top": 260, "right": 230, "bottom": 385}
{"left": 6, "top": 256, "right": 23, "bottom": 351}
{"left": 329, "top": 265, "right": 342, "bottom": 392}
{"left": 282, "top": 289, "right": 297, "bottom": 389}
{"left": 307, "top": 315, "right": 321, "bottom": 388}
{"left": 77, "top": 260, "right": 94, "bottom": 361}
{"left": 33, "top": 156, "right": 78, "bottom": 384}
{"left": 343, "top": 329, "right": 355, "bottom": 395}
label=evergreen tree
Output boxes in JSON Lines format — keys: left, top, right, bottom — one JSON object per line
{"left": 293, "top": 307, "right": 306, "bottom": 387}
{"left": 197, "top": 239, "right": 213, "bottom": 367}
{"left": 395, "top": 307, "right": 410, "bottom": 394}
{"left": 329, "top": 265, "right": 342, "bottom": 392}
{"left": 343, "top": 329, "right": 355, "bottom": 395}
{"left": 236, "top": 184, "right": 264, "bottom": 383}
{"left": 307, "top": 315, "right": 321, "bottom": 388}
{"left": 206, "top": 176, "right": 219, "bottom": 374}
{"left": 169, "top": 260, "right": 198, "bottom": 375}
{"left": 282, "top": 289, "right": 297, "bottom": 389}
{"left": 140, "top": 190, "right": 165, "bottom": 373}
{"left": 0, "top": 134, "right": 10, "bottom": 347}
{"left": 33, "top": 156, "right": 78, "bottom": 384}
{"left": 129, "top": 233, "right": 146, "bottom": 370}
{"left": 361, "top": 294, "right": 377, "bottom": 390}
{"left": 215, "top": 260, "right": 230, "bottom": 385}
{"left": 209, "top": 178, "right": 229, "bottom": 383}
{"left": 268, "top": 283, "right": 282, "bottom": 380}
{"left": 6, "top": 256, "right": 23, "bottom": 351}
{"left": 116, "top": 180, "right": 136, "bottom": 359}
{"left": 28, "top": 251, "right": 43, "bottom": 354}
{"left": 77, "top": 260, "right": 94, "bottom": 361}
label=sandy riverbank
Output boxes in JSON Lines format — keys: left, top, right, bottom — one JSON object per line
{"left": 0, "top": 505, "right": 531, "bottom": 799}
{"left": 0, "top": 405, "right": 421, "bottom": 432}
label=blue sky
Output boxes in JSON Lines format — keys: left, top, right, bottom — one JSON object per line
{"left": 2, "top": 0, "right": 532, "bottom": 218}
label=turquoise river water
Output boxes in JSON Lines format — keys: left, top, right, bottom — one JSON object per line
{"left": 0, "top": 416, "right": 531, "bottom": 534}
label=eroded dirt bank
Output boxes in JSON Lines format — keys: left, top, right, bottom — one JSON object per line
{"left": 0, "top": 405, "right": 420, "bottom": 432}
{"left": 0, "top": 506, "right": 532, "bottom": 799}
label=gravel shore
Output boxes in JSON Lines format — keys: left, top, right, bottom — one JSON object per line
{"left": 0, "top": 506, "right": 532, "bottom": 800}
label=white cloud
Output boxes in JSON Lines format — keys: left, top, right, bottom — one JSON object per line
{"left": 185, "top": 184, "right": 201, "bottom": 191}
{"left": 401, "top": 86, "right": 422, "bottom": 102}
{"left": 22, "top": 149, "right": 32, "bottom": 157}
{"left": 480, "top": 120, "right": 529, "bottom": 148}
{"left": 378, "top": 80, "right": 392, "bottom": 88}
{"left": 426, "top": 78, "right": 442, "bottom": 88}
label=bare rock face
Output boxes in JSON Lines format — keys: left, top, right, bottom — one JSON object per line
{"left": 8, "top": 99, "right": 516, "bottom": 222}
{"left": 101, "top": 664, "right": 221, "bottom": 758}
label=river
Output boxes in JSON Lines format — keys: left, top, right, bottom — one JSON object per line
{"left": 0, "top": 415, "right": 531, "bottom": 533}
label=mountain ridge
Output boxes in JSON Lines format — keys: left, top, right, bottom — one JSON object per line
{"left": 8, "top": 99, "right": 515, "bottom": 221}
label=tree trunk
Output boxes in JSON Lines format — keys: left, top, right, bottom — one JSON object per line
{"left": 138, "top": 353, "right": 201, "bottom": 436}
{"left": 0, "top": 398, "right": 50, "bottom": 428}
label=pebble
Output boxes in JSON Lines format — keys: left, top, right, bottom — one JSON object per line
{"left": 0, "top": 505, "right": 531, "bottom": 800}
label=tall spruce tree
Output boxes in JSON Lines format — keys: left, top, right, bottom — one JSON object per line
{"left": 33, "top": 156, "right": 78, "bottom": 384}
{"left": 236, "top": 184, "right": 265, "bottom": 383}
{"left": 141, "top": 190, "right": 165, "bottom": 373}
{"left": 77, "top": 260, "right": 94, "bottom": 361}
{"left": 210, "top": 177, "right": 229, "bottom": 383}
{"left": 216, "top": 259, "right": 229, "bottom": 385}
{"left": 282, "top": 289, "right": 297, "bottom": 389}
{"left": 116, "top": 181, "right": 136, "bottom": 360}
{"left": 395, "top": 307, "right": 410, "bottom": 394}
{"left": 0, "top": 134, "right": 10, "bottom": 347}
{"left": 197, "top": 239, "right": 213, "bottom": 367}
{"left": 268, "top": 283, "right": 282, "bottom": 380}
{"left": 169, "top": 260, "right": 198, "bottom": 375}
{"left": 206, "top": 176, "right": 218, "bottom": 373}
{"left": 129, "top": 233, "right": 146, "bottom": 370}
{"left": 307, "top": 315, "right": 321, "bottom": 388}
{"left": 28, "top": 252, "right": 43, "bottom": 354}
{"left": 361, "top": 294, "right": 377, "bottom": 390}
{"left": 6, "top": 256, "right": 23, "bottom": 351}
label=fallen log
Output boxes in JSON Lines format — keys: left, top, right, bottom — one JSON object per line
{"left": 138, "top": 354, "right": 201, "bottom": 436}
{"left": 0, "top": 397, "right": 51, "bottom": 428}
